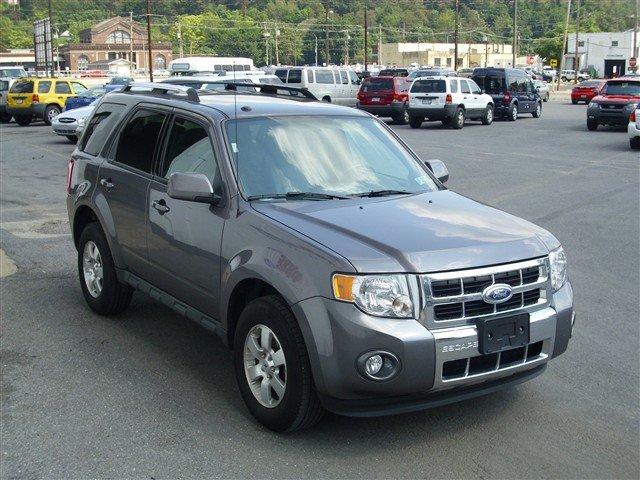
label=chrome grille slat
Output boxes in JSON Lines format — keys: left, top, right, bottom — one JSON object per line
{"left": 421, "top": 257, "right": 552, "bottom": 328}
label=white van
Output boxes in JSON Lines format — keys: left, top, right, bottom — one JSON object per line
{"left": 273, "top": 66, "right": 361, "bottom": 106}
{"left": 160, "top": 72, "right": 283, "bottom": 92}
{"left": 169, "top": 57, "right": 255, "bottom": 76}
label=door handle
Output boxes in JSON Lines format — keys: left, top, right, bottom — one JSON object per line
{"left": 100, "top": 178, "right": 114, "bottom": 190}
{"left": 152, "top": 199, "right": 170, "bottom": 215}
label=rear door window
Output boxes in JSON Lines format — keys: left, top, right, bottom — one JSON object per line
{"left": 38, "top": 81, "right": 52, "bottom": 93}
{"left": 315, "top": 70, "right": 334, "bottom": 84}
{"left": 80, "top": 102, "right": 127, "bottom": 156}
{"left": 469, "top": 80, "right": 481, "bottom": 94}
{"left": 9, "top": 81, "right": 33, "bottom": 93}
{"left": 411, "top": 79, "right": 446, "bottom": 93}
{"left": 114, "top": 109, "right": 167, "bottom": 173}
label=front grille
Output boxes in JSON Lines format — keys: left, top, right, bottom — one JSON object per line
{"left": 423, "top": 258, "right": 549, "bottom": 325}
{"left": 57, "top": 117, "right": 75, "bottom": 123}
{"left": 442, "top": 341, "right": 544, "bottom": 380}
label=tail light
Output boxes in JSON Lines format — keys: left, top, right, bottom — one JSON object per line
{"left": 393, "top": 92, "right": 408, "bottom": 102}
{"left": 66, "top": 159, "right": 75, "bottom": 194}
{"left": 503, "top": 92, "right": 511, "bottom": 105}
{"left": 631, "top": 110, "right": 637, "bottom": 122}
{"left": 32, "top": 93, "right": 39, "bottom": 103}
{"left": 445, "top": 94, "right": 452, "bottom": 104}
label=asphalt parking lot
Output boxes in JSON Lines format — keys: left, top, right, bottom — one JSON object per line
{"left": 1, "top": 101, "right": 638, "bottom": 479}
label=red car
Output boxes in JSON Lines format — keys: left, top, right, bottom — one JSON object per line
{"left": 356, "top": 76, "right": 410, "bottom": 124}
{"left": 571, "top": 80, "right": 605, "bottom": 104}
{"left": 586, "top": 77, "right": 640, "bottom": 130}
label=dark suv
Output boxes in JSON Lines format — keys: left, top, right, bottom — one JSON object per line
{"left": 356, "top": 76, "right": 410, "bottom": 124}
{"left": 67, "top": 82, "right": 574, "bottom": 432}
{"left": 472, "top": 68, "right": 542, "bottom": 120}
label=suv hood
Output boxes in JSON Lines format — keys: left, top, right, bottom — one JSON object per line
{"left": 252, "top": 191, "right": 559, "bottom": 273}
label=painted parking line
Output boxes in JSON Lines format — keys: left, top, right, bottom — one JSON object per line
{"left": 0, "top": 249, "right": 18, "bottom": 277}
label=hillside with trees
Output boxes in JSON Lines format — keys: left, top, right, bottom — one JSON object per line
{"left": 1, "top": 0, "right": 636, "bottom": 65}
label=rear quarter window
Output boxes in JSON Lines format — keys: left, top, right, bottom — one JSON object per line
{"left": 9, "top": 81, "right": 34, "bottom": 93}
{"left": 79, "top": 102, "right": 127, "bottom": 156}
{"left": 411, "top": 79, "right": 447, "bottom": 93}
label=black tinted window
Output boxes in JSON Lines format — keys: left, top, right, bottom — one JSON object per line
{"left": 162, "top": 118, "right": 217, "bottom": 183}
{"left": 9, "top": 81, "right": 33, "bottom": 93}
{"left": 287, "top": 69, "right": 302, "bottom": 84}
{"left": 473, "top": 73, "right": 506, "bottom": 94}
{"left": 362, "top": 78, "right": 393, "bottom": 91}
{"left": 274, "top": 69, "right": 288, "bottom": 82}
{"left": 411, "top": 79, "right": 446, "bottom": 93}
{"left": 55, "top": 82, "right": 71, "bottom": 94}
{"left": 80, "top": 102, "right": 127, "bottom": 156}
{"left": 115, "top": 109, "right": 166, "bottom": 173}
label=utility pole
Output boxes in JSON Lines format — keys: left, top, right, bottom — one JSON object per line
{"left": 364, "top": 9, "right": 369, "bottom": 71}
{"left": 325, "top": 4, "right": 330, "bottom": 66}
{"left": 512, "top": 0, "right": 518, "bottom": 67}
{"left": 129, "top": 11, "right": 134, "bottom": 67}
{"left": 177, "top": 22, "right": 184, "bottom": 58}
{"left": 314, "top": 35, "right": 318, "bottom": 66}
{"left": 574, "top": 0, "right": 580, "bottom": 83}
{"left": 634, "top": 0, "right": 639, "bottom": 59}
{"left": 48, "top": 0, "right": 54, "bottom": 76}
{"left": 146, "top": 0, "right": 153, "bottom": 82}
{"left": 557, "top": 0, "right": 572, "bottom": 91}
{"left": 454, "top": 0, "right": 459, "bottom": 70}
{"left": 484, "top": 35, "right": 488, "bottom": 67}
{"left": 378, "top": 24, "right": 382, "bottom": 66}
{"left": 274, "top": 25, "right": 280, "bottom": 66}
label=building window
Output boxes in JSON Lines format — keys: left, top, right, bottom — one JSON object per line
{"left": 446, "top": 57, "right": 452, "bottom": 67}
{"left": 154, "top": 54, "right": 166, "bottom": 70}
{"left": 611, "top": 40, "right": 618, "bottom": 47}
{"left": 578, "top": 41, "right": 585, "bottom": 47}
{"left": 434, "top": 57, "right": 441, "bottom": 66}
{"left": 106, "top": 30, "right": 131, "bottom": 44}
{"left": 77, "top": 55, "right": 89, "bottom": 71}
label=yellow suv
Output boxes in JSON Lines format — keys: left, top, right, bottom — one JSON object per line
{"left": 7, "top": 78, "right": 87, "bottom": 126}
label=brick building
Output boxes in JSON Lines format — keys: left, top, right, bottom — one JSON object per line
{"left": 59, "top": 16, "right": 172, "bottom": 72}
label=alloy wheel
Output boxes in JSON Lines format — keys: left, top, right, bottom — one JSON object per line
{"left": 82, "top": 241, "right": 103, "bottom": 298}
{"left": 243, "top": 324, "right": 287, "bottom": 408}
{"left": 48, "top": 107, "right": 60, "bottom": 122}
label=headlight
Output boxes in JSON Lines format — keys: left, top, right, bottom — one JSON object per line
{"left": 77, "top": 117, "right": 86, "bottom": 127}
{"left": 332, "top": 274, "right": 413, "bottom": 318}
{"left": 588, "top": 101, "right": 598, "bottom": 108}
{"left": 549, "top": 246, "right": 568, "bottom": 292}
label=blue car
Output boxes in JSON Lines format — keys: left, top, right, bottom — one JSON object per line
{"left": 64, "top": 87, "right": 106, "bottom": 111}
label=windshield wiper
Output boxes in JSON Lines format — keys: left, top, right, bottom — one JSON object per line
{"left": 352, "top": 189, "right": 414, "bottom": 198}
{"left": 247, "top": 191, "right": 350, "bottom": 201}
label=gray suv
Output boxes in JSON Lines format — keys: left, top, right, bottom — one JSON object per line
{"left": 67, "top": 82, "right": 575, "bottom": 432}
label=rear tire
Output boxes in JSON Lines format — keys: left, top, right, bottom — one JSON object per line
{"left": 43, "top": 105, "right": 60, "bottom": 126}
{"left": 508, "top": 103, "right": 518, "bottom": 121}
{"left": 15, "top": 115, "right": 31, "bottom": 126}
{"left": 571, "top": 99, "right": 578, "bottom": 104}
{"left": 393, "top": 106, "right": 409, "bottom": 125}
{"left": 0, "top": 113, "right": 11, "bottom": 123}
{"left": 630, "top": 137, "right": 640, "bottom": 150}
{"left": 77, "top": 222, "right": 133, "bottom": 316}
{"left": 233, "top": 295, "right": 324, "bottom": 432}
{"left": 321, "top": 96, "right": 331, "bottom": 103}
{"left": 450, "top": 107, "right": 465, "bottom": 129}
{"left": 409, "top": 115, "right": 423, "bottom": 129}
{"left": 66, "top": 135, "right": 78, "bottom": 143}
{"left": 587, "top": 118, "right": 598, "bottom": 131}
{"left": 481, "top": 105, "right": 494, "bottom": 125}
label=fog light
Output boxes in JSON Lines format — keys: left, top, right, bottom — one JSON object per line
{"left": 365, "top": 354, "right": 383, "bottom": 375}
{"left": 357, "top": 351, "right": 401, "bottom": 381}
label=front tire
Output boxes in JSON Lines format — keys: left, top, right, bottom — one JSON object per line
{"left": 233, "top": 295, "right": 323, "bottom": 432}
{"left": 43, "top": 105, "right": 61, "bottom": 126}
{"left": 481, "top": 105, "right": 494, "bottom": 125}
{"left": 587, "top": 118, "right": 598, "bottom": 131}
{"left": 630, "top": 137, "right": 640, "bottom": 150}
{"left": 571, "top": 99, "right": 578, "bottom": 105}
{"left": 508, "top": 103, "right": 518, "bottom": 121}
{"left": 409, "top": 115, "right": 423, "bottom": 129}
{"left": 15, "top": 115, "right": 31, "bottom": 126}
{"left": 532, "top": 102, "right": 542, "bottom": 118}
{"left": 0, "top": 112, "right": 11, "bottom": 123}
{"left": 393, "top": 106, "right": 409, "bottom": 125}
{"left": 77, "top": 222, "right": 133, "bottom": 315}
{"left": 450, "top": 107, "right": 465, "bottom": 129}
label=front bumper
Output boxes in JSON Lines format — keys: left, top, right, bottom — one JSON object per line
{"left": 52, "top": 120, "right": 80, "bottom": 136}
{"left": 588, "top": 104, "right": 636, "bottom": 125}
{"left": 357, "top": 101, "right": 405, "bottom": 118}
{"left": 293, "top": 280, "right": 573, "bottom": 416}
{"left": 7, "top": 103, "right": 47, "bottom": 119}
{"left": 628, "top": 120, "right": 640, "bottom": 139}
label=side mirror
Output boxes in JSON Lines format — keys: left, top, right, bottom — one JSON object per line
{"left": 167, "top": 172, "right": 221, "bottom": 204}
{"left": 424, "top": 159, "right": 449, "bottom": 184}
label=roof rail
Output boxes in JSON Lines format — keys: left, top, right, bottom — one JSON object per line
{"left": 121, "top": 82, "right": 200, "bottom": 102}
{"left": 220, "top": 82, "right": 317, "bottom": 100}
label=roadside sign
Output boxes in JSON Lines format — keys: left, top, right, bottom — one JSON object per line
{"left": 630, "top": 57, "right": 637, "bottom": 68}
{"left": 549, "top": 59, "right": 558, "bottom": 68}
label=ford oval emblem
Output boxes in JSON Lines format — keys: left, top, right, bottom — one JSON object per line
{"left": 482, "top": 284, "right": 514, "bottom": 304}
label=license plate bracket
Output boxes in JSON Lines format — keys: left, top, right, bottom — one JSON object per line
{"left": 477, "top": 313, "right": 529, "bottom": 355}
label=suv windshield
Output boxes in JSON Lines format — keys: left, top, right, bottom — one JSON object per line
{"left": 602, "top": 81, "right": 640, "bottom": 96}
{"left": 9, "top": 80, "right": 34, "bottom": 93}
{"left": 225, "top": 116, "right": 439, "bottom": 199}
{"left": 411, "top": 79, "right": 446, "bottom": 93}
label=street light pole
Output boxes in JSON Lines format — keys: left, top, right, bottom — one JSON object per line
{"left": 557, "top": 0, "right": 572, "bottom": 91}
{"left": 634, "top": 0, "right": 639, "bottom": 59}
{"left": 325, "top": 4, "right": 331, "bottom": 66}
{"left": 314, "top": 35, "right": 318, "bottom": 66}
{"left": 574, "top": 0, "right": 580, "bottom": 83}
{"left": 454, "top": 0, "right": 459, "bottom": 70}
{"left": 512, "top": 0, "right": 518, "bottom": 67}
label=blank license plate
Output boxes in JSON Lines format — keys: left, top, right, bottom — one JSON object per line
{"left": 477, "top": 313, "right": 529, "bottom": 355}
{"left": 371, "top": 97, "right": 380, "bottom": 102}
{"left": 580, "top": 95, "right": 586, "bottom": 98}
{"left": 15, "top": 99, "right": 23, "bottom": 104}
